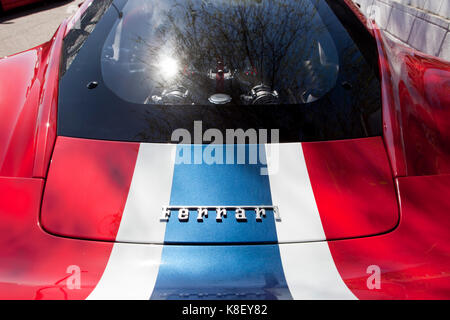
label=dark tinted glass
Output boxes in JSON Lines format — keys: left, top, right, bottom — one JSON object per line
{"left": 59, "top": 0, "right": 382, "bottom": 143}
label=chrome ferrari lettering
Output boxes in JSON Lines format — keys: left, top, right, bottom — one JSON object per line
{"left": 161, "top": 206, "right": 280, "bottom": 223}
{"left": 235, "top": 208, "right": 247, "bottom": 221}
{"left": 254, "top": 208, "right": 266, "bottom": 221}
{"left": 160, "top": 206, "right": 171, "bottom": 221}
{"left": 274, "top": 206, "right": 281, "bottom": 221}
{"left": 216, "top": 207, "right": 227, "bottom": 222}
{"left": 197, "top": 208, "right": 208, "bottom": 222}
{"left": 178, "top": 208, "right": 189, "bottom": 221}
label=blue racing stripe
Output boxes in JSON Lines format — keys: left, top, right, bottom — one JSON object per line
{"left": 165, "top": 145, "right": 276, "bottom": 244}
{"left": 150, "top": 145, "right": 292, "bottom": 300}
{"left": 150, "top": 245, "right": 292, "bottom": 300}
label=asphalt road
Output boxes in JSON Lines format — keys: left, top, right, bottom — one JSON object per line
{"left": 0, "top": 0, "right": 84, "bottom": 57}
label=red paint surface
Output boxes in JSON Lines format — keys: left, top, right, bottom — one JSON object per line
{"left": 0, "top": 0, "right": 449, "bottom": 300}
{"left": 0, "top": 20, "right": 65, "bottom": 178}
{"left": 0, "top": 177, "right": 113, "bottom": 299}
{"left": 0, "top": 2, "right": 118, "bottom": 301}
{"left": 32, "top": 22, "right": 66, "bottom": 178}
{"left": 0, "top": 0, "right": 43, "bottom": 11}
{"left": 0, "top": 48, "right": 44, "bottom": 177}
{"left": 41, "top": 137, "right": 140, "bottom": 241}
{"left": 374, "top": 27, "right": 450, "bottom": 177}
{"left": 303, "top": 137, "right": 399, "bottom": 240}
{"left": 329, "top": 174, "right": 450, "bottom": 299}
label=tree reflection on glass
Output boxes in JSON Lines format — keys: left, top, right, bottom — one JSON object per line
{"left": 102, "top": 0, "right": 341, "bottom": 105}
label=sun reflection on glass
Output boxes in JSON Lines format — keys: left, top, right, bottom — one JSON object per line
{"left": 159, "top": 57, "right": 179, "bottom": 79}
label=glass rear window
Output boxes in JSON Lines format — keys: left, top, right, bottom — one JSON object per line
{"left": 101, "top": 0, "right": 340, "bottom": 105}
{"left": 58, "top": 0, "right": 382, "bottom": 143}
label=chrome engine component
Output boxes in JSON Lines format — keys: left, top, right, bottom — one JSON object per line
{"left": 241, "top": 84, "right": 279, "bottom": 105}
{"left": 208, "top": 93, "right": 232, "bottom": 105}
{"left": 151, "top": 86, "right": 190, "bottom": 104}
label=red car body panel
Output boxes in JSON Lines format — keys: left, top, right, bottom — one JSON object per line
{"left": 329, "top": 174, "right": 450, "bottom": 299}
{"left": 0, "top": 22, "right": 62, "bottom": 179}
{"left": 0, "top": 0, "right": 44, "bottom": 11}
{"left": 42, "top": 137, "right": 140, "bottom": 242}
{"left": 41, "top": 136, "right": 399, "bottom": 243}
{"left": 376, "top": 27, "right": 450, "bottom": 177}
{"left": 302, "top": 137, "right": 399, "bottom": 240}
{"left": 0, "top": 48, "right": 43, "bottom": 177}
{"left": 345, "top": 0, "right": 450, "bottom": 177}
{"left": 0, "top": 177, "right": 113, "bottom": 300}
{"left": 0, "top": 0, "right": 448, "bottom": 299}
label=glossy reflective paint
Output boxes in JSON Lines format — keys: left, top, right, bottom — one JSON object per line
{"left": 0, "top": 177, "right": 113, "bottom": 299}
{"left": 0, "top": 48, "right": 45, "bottom": 177}
{"left": 32, "top": 22, "right": 65, "bottom": 178}
{"left": 0, "top": 20, "right": 65, "bottom": 178}
{"left": 0, "top": 0, "right": 449, "bottom": 300}
{"left": 0, "top": 0, "right": 43, "bottom": 11}
{"left": 373, "top": 27, "right": 450, "bottom": 177}
{"left": 40, "top": 137, "right": 398, "bottom": 244}
{"left": 2, "top": 171, "right": 449, "bottom": 299}
{"left": 329, "top": 175, "right": 450, "bottom": 299}
{"left": 302, "top": 137, "right": 399, "bottom": 240}
{"left": 41, "top": 137, "right": 140, "bottom": 241}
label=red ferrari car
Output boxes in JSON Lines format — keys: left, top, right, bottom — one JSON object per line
{"left": 0, "top": 0, "right": 449, "bottom": 300}
{"left": 0, "top": 0, "right": 44, "bottom": 11}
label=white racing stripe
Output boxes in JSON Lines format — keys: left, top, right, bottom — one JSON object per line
{"left": 89, "top": 142, "right": 354, "bottom": 299}
{"left": 265, "top": 143, "right": 326, "bottom": 242}
{"left": 115, "top": 143, "right": 176, "bottom": 243}
{"left": 266, "top": 143, "right": 355, "bottom": 299}
{"left": 87, "top": 243, "right": 163, "bottom": 300}
{"left": 279, "top": 243, "right": 356, "bottom": 300}
{"left": 88, "top": 144, "right": 176, "bottom": 299}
